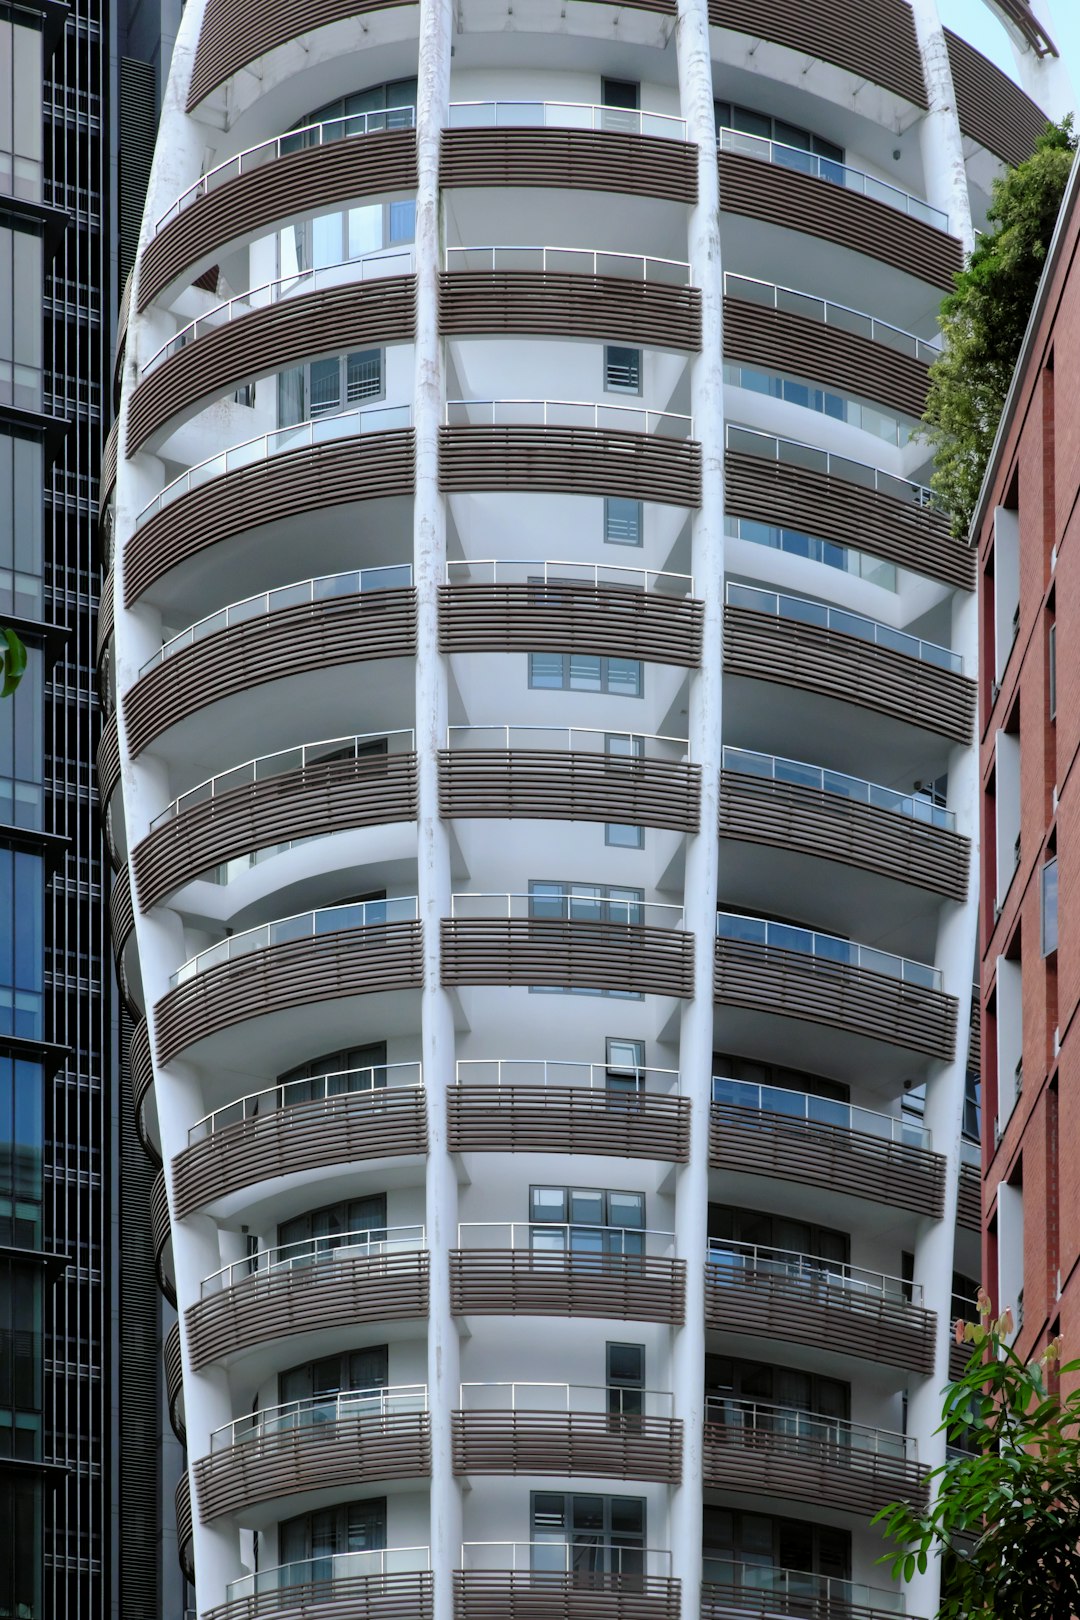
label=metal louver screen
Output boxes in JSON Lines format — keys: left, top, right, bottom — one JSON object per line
{"left": 119, "top": 59, "right": 157, "bottom": 282}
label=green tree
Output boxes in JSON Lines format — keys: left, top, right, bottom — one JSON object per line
{"left": 0, "top": 628, "right": 26, "bottom": 697}
{"left": 923, "top": 117, "right": 1076, "bottom": 537}
{"left": 874, "top": 1293, "right": 1080, "bottom": 1620}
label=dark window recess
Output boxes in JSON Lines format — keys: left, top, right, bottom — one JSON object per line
{"left": 705, "top": 1354, "right": 848, "bottom": 1420}
{"left": 604, "top": 497, "right": 643, "bottom": 546}
{"left": 602, "top": 78, "right": 640, "bottom": 110}
{"left": 708, "top": 1204, "right": 849, "bottom": 1267}
{"left": 703, "top": 1507, "right": 850, "bottom": 1582}
{"left": 277, "top": 1041, "right": 388, "bottom": 1100}
{"left": 278, "top": 1193, "right": 388, "bottom": 1253}
{"left": 280, "top": 1498, "right": 388, "bottom": 1565}
{"left": 531, "top": 1491, "right": 645, "bottom": 1577}
{"left": 294, "top": 78, "right": 418, "bottom": 132}
{"left": 607, "top": 1343, "right": 645, "bottom": 1416}
{"left": 279, "top": 1346, "right": 389, "bottom": 1405}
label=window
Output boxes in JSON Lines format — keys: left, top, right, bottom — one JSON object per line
{"left": 528, "top": 653, "right": 642, "bottom": 696}
{"left": 530, "top": 1185, "right": 645, "bottom": 1258}
{"left": 278, "top": 1042, "right": 388, "bottom": 1102}
{"left": 278, "top": 1193, "right": 387, "bottom": 1255}
{"left": 278, "top": 348, "right": 383, "bottom": 426}
{"left": 0, "top": 642, "right": 42, "bottom": 829}
{"left": 604, "top": 345, "right": 641, "bottom": 395}
{"left": 277, "top": 198, "right": 415, "bottom": 277}
{"left": 279, "top": 1346, "right": 388, "bottom": 1407}
{"left": 713, "top": 101, "right": 844, "bottom": 163}
{"left": 995, "top": 953, "right": 1023, "bottom": 1127}
{"left": 0, "top": 1055, "right": 42, "bottom": 1248}
{"left": 993, "top": 494, "right": 1020, "bottom": 682}
{"left": 1042, "top": 858, "right": 1058, "bottom": 956}
{"left": 963, "top": 1072, "right": 981, "bottom": 1145}
{"left": 0, "top": 226, "right": 42, "bottom": 411}
{"left": 606, "top": 1344, "right": 645, "bottom": 1416}
{"left": 994, "top": 722, "right": 1021, "bottom": 903}
{"left": 1049, "top": 619, "right": 1057, "bottom": 720}
{"left": 0, "top": 849, "right": 42, "bottom": 1040}
{"left": 531, "top": 1491, "right": 645, "bottom": 1578}
{"left": 606, "top": 822, "right": 643, "bottom": 849}
{"left": 705, "top": 1354, "right": 848, "bottom": 1422}
{"left": 529, "top": 881, "right": 644, "bottom": 925}
{"left": 703, "top": 1507, "right": 850, "bottom": 1586}
{"left": 0, "top": 435, "right": 42, "bottom": 620}
{"left": 604, "top": 497, "right": 643, "bottom": 547}
{"left": 280, "top": 1499, "right": 387, "bottom": 1568}
{"left": 708, "top": 1204, "right": 849, "bottom": 1275}
{"left": 295, "top": 78, "right": 418, "bottom": 133}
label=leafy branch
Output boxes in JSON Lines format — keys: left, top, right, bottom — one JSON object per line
{"left": 1, "top": 628, "right": 26, "bottom": 698}
{"left": 874, "top": 1292, "right": 1080, "bottom": 1620}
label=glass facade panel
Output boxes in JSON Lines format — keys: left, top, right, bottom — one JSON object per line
{"left": 0, "top": 226, "right": 43, "bottom": 410}
{"left": 0, "top": 436, "right": 43, "bottom": 620}
{"left": 0, "top": 849, "right": 43, "bottom": 1038}
{"left": 0, "top": 21, "right": 43, "bottom": 204}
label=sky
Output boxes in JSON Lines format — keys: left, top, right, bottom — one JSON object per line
{"left": 940, "top": 0, "right": 1080, "bottom": 101}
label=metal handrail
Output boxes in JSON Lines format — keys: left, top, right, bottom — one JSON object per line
{"left": 447, "top": 725, "right": 688, "bottom": 761}
{"left": 201, "top": 1223, "right": 426, "bottom": 1297}
{"left": 446, "top": 398, "right": 693, "bottom": 437}
{"left": 142, "top": 251, "right": 415, "bottom": 375}
{"left": 188, "top": 1061, "right": 423, "bottom": 1144}
{"left": 150, "top": 729, "right": 416, "bottom": 831}
{"left": 457, "top": 1220, "right": 676, "bottom": 1257}
{"left": 171, "top": 896, "right": 418, "bottom": 987}
{"left": 444, "top": 557, "right": 693, "bottom": 594}
{"left": 711, "top": 1074, "right": 931, "bottom": 1151}
{"left": 725, "top": 580, "right": 962, "bottom": 674}
{"left": 446, "top": 244, "right": 691, "bottom": 284}
{"left": 726, "top": 421, "right": 935, "bottom": 507}
{"left": 460, "top": 1380, "right": 675, "bottom": 1417}
{"left": 722, "top": 744, "right": 957, "bottom": 831}
{"left": 141, "top": 565, "right": 412, "bottom": 674}
{"left": 447, "top": 99, "right": 686, "bottom": 140}
{"left": 154, "top": 106, "right": 418, "bottom": 234}
{"left": 701, "top": 1557, "right": 906, "bottom": 1613}
{"left": 455, "top": 1059, "right": 680, "bottom": 1094}
{"left": 227, "top": 1546, "right": 431, "bottom": 1602}
{"left": 717, "top": 125, "right": 948, "bottom": 231}
{"left": 461, "top": 1541, "right": 672, "bottom": 1576}
{"left": 723, "top": 271, "right": 941, "bottom": 362}
{"left": 451, "top": 891, "right": 684, "bottom": 927}
{"left": 210, "top": 1383, "right": 427, "bottom": 1450}
{"left": 715, "top": 910, "right": 941, "bottom": 991}
{"left": 707, "top": 1237, "right": 922, "bottom": 1305}
{"left": 136, "top": 403, "right": 411, "bottom": 527}
{"left": 704, "top": 1395, "right": 913, "bottom": 1458}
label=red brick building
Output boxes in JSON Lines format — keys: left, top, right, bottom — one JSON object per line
{"left": 977, "top": 157, "right": 1080, "bottom": 1367}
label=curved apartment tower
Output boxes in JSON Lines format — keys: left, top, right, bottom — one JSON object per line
{"left": 102, "top": 1, "right": 1060, "bottom": 1616}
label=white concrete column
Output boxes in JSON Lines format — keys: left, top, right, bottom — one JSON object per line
{"left": 672, "top": 4, "right": 723, "bottom": 1613}
{"left": 909, "top": 0, "right": 975, "bottom": 256}
{"left": 906, "top": 583, "right": 980, "bottom": 1620}
{"left": 1010, "top": 0, "right": 1075, "bottom": 119}
{"left": 412, "top": 2, "right": 459, "bottom": 1615}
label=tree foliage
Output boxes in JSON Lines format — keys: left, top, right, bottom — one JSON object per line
{"left": 923, "top": 117, "right": 1076, "bottom": 537}
{"left": 874, "top": 1293, "right": 1080, "bottom": 1620}
{"left": 0, "top": 628, "right": 26, "bottom": 698}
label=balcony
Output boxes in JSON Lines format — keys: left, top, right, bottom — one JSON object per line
{"left": 710, "top": 1075, "right": 945, "bottom": 1219}
{"left": 451, "top": 1221, "right": 685, "bottom": 1324}
{"left": 450, "top": 1059, "right": 690, "bottom": 1161}
{"left": 185, "top": 1224, "right": 428, "bottom": 1372}
{"left": 164, "top": 1319, "right": 185, "bottom": 1443}
{"left": 441, "top": 245, "right": 700, "bottom": 351}
{"left": 701, "top": 1559, "right": 909, "bottom": 1620}
{"left": 172, "top": 1061, "right": 426, "bottom": 1219}
{"left": 140, "top": 113, "right": 418, "bottom": 309}
{"left": 205, "top": 1547, "right": 434, "bottom": 1620}
{"left": 725, "top": 425, "right": 969, "bottom": 593}
{"left": 125, "top": 564, "right": 415, "bottom": 757}
{"left": 124, "top": 405, "right": 414, "bottom": 607}
{"left": 714, "top": 912, "right": 957, "bottom": 1063}
{"left": 455, "top": 1543, "right": 679, "bottom": 1619}
{"left": 176, "top": 1470, "right": 194, "bottom": 1582}
{"left": 440, "top": 726, "right": 700, "bottom": 833}
{"left": 151, "top": 1165, "right": 176, "bottom": 1306}
{"left": 717, "top": 128, "right": 961, "bottom": 293}
{"left": 440, "top": 102, "right": 695, "bottom": 210}
{"left": 442, "top": 892, "right": 694, "bottom": 1000}
{"left": 719, "top": 746, "right": 969, "bottom": 903}
{"left": 723, "top": 585, "right": 974, "bottom": 748}
{"left": 439, "top": 401, "right": 701, "bottom": 507}
{"left": 441, "top": 557, "right": 703, "bottom": 667}
{"left": 132, "top": 729, "right": 418, "bottom": 911}
{"left": 703, "top": 1397, "right": 927, "bottom": 1516}
{"left": 453, "top": 1381, "right": 682, "bottom": 1482}
{"left": 705, "top": 1242, "right": 935, "bottom": 1374}
{"left": 193, "top": 1385, "right": 430, "bottom": 1525}
{"left": 128, "top": 252, "right": 416, "bottom": 453}
{"left": 154, "top": 898, "right": 423, "bottom": 1068}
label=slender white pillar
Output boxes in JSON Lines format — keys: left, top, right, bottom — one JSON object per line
{"left": 1010, "top": 0, "right": 1074, "bottom": 119}
{"left": 671, "top": 4, "right": 723, "bottom": 1612}
{"left": 906, "top": 585, "right": 981, "bottom": 1620}
{"left": 412, "top": 3, "right": 459, "bottom": 1615}
{"left": 909, "top": 0, "right": 975, "bottom": 256}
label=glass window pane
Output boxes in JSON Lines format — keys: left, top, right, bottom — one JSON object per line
{"left": 308, "top": 356, "right": 341, "bottom": 416}
{"left": 608, "top": 1191, "right": 644, "bottom": 1229}
{"left": 605, "top": 659, "right": 642, "bottom": 697}
{"left": 311, "top": 212, "right": 342, "bottom": 268}
{"left": 347, "top": 205, "right": 382, "bottom": 258}
{"left": 531, "top": 1188, "right": 566, "bottom": 1223}
{"left": 568, "top": 653, "right": 602, "bottom": 691}
{"left": 604, "top": 496, "right": 642, "bottom": 546}
{"left": 388, "top": 199, "right": 416, "bottom": 242}
{"left": 529, "top": 652, "right": 565, "bottom": 689}
{"left": 569, "top": 1189, "right": 604, "bottom": 1226}
{"left": 346, "top": 348, "right": 382, "bottom": 402}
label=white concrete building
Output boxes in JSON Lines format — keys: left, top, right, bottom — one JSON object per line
{"left": 99, "top": 1, "right": 1064, "bottom": 1616}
